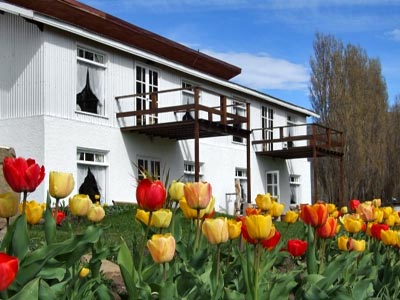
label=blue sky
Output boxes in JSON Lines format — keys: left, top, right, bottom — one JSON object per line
{"left": 80, "top": 0, "right": 400, "bottom": 110}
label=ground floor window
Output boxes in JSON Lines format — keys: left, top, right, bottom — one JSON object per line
{"left": 266, "top": 170, "right": 279, "bottom": 199}
{"left": 77, "top": 148, "right": 108, "bottom": 203}
{"left": 234, "top": 168, "right": 247, "bottom": 214}
{"left": 138, "top": 157, "right": 161, "bottom": 180}
{"left": 290, "top": 175, "right": 301, "bottom": 204}
{"left": 183, "top": 161, "right": 203, "bottom": 182}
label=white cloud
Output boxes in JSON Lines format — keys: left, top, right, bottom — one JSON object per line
{"left": 203, "top": 50, "right": 309, "bottom": 91}
{"left": 386, "top": 29, "right": 400, "bottom": 41}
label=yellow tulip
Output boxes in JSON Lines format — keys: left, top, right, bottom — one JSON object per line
{"left": 168, "top": 180, "right": 185, "bottom": 202}
{"left": 340, "top": 214, "right": 364, "bottom": 233}
{"left": 270, "top": 201, "right": 284, "bottom": 218}
{"left": 0, "top": 192, "right": 19, "bottom": 218}
{"left": 372, "top": 198, "right": 381, "bottom": 207}
{"left": 179, "top": 197, "right": 205, "bottom": 219}
{"left": 374, "top": 208, "right": 384, "bottom": 223}
{"left": 69, "top": 194, "right": 91, "bottom": 216}
{"left": 327, "top": 203, "right": 336, "bottom": 214}
{"left": 21, "top": 200, "right": 44, "bottom": 225}
{"left": 49, "top": 171, "right": 75, "bottom": 199}
{"left": 338, "top": 235, "right": 349, "bottom": 251}
{"left": 350, "top": 239, "right": 366, "bottom": 252}
{"left": 227, "top": 219, "right": 242, "bottom": 240}
{"left": 79, "top": 267, "right": 90, "bottom": 278}
{"left": 283, "top": 210, "right": 299, "bottom": 224}
{"left": 87, "top": 203, "right": 105, "bottom": 222}
{"left": 245, "top": 214, "right": 274, "bottom": 240}
{"left": 385, "top": 213, "right": 396, "bottom": 227}
{"left": 202, "top": 217, "right": 229, "bottom": 245}
{"left": 135, "top": 209, "right": 152, "bottom": 225}
{"left": 152, "top": 209, "right": 172, "bottom": 228}
{"left": 340, "top": 206, "right": 348, "bottom": 215}
{"left": 382, "top": 206, "right": 394, "bottom": 219}
{"left": 184, "top": 182, "right": 212, "bottom": 209}
{"left": 255, "top": 193, "right": 272, "bottom": 211}
{"left": 147, "top": 233, "right": 176, "bottom": 263}
{"left": 381, "top": 230, "right": 398, "bottom": 246}
{"left": 203, "top": 196, "right": 215, "bottom": 215}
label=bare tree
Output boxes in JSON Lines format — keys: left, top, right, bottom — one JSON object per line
{"left": 309, "top": 33, "right": 388, "bottom": 203}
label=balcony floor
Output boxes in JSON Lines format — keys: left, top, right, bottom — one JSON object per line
{"left": 256, "top": 145, "right": 344, "bottom": 159}
{"left": 120, "top": 119, "right": 250, "bottom": 140}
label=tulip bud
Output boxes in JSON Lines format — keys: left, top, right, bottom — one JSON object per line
{"left": 202, "top": 217, "right": 229, "bottom": 245}
{"left": 147, "top": 234, "right": 176, "bottom": 263}
{"left": 0, "top": 253, "right": 19, "bottom": 291}
{"left": 245, "top": 214, "right": 274, "bottom": 241}
{"left": 87, "top": 203, "right": 105, "bottom": 222}
{"left": 255, "top": 193, "right": 272, "bottom": 211}
{"left": 283, "top": 210, "right": 299, "bottom": 224}
{"left": 79, "top": 267, "right": 90, "bottom": 278}
{"left": 168, "top": 180, "right": 184, "bottom": 202}
{"left": 179, "top": 197, "right": 206, "bottom": 219}
{"left": 287, "top": 239, "right": 307, "bottom": 257}
{"left": 0, "top": 192, "right": 19, "bottom": 218}
{"left": 270, "top": 201, "right": 284, "bottom": 218}
{"left": 135, "top": 209, "right": 152, "bottom": 225}
{"left": 20, "top": 200, "right": 44, "bottom": 225}
{"left": 136, "top": 179, "right": 166, "bottom": 211}
{"left": 152, "top": 209, "right": 172, "bottom": 228}
{"left": 227, "top": 219, "right": 242, "bottom": 240}
{"left": 184, "top": 182, "right": 212, "bottom": 210}
{"left": 69, "top": 194, "right": 91, "bottom": 216}
{"left": 49, "top": 171, "right": 75, "bottom": 199}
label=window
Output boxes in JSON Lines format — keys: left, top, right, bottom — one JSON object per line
{"left": 289, "top": 175, "right": 301, "bottom": 204}
{"left": 234, "top": 168, "right": 247, "bottom": 213}
{"left": 183, "top": 161, "right": 203, "bottom": 182}
{"left": 138, "top": 157, "right": 161, "bottom": 180}
{"left": 262, "top": 107, "right": 274, "bottom": 151}
{"left": 77, "top": 149, "right": 108, "bottom": 204}
{"left": 76, "top": 46, "right": 106, "bottom": 115}
{"left": 232, "top": 101, "right": 246, "bottom": 144}
{"left": 266, "top": 170, "right": 279, "bottom": 198}
{"left": 136, "top": 66, "right": 159, "bottom": 125}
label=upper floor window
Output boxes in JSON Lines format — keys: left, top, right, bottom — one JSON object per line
{"left": 262, "top": 106, "right": 274, "bottom": 150}
{"left": 181, "top": 81, "right": 195, "bottom": 121}
{"left": 232, "top": 100, "right": 246, "bottom": 144}
{"left": 76, "top": 46, "right": 106, "bottom": 116}
{"left": 136, "top": 65, "right": 159, "bottom": 125}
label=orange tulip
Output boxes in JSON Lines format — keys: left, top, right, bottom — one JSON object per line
{"left": 316, "top": 216, "right": 338, "bottom": 238}
{"left": 300, "top": 203, "right": 328, "bottom": 227}
{"left": 184, "top": 182, "right": 212, "bottom": 209}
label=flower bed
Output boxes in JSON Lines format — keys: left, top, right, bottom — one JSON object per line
{"left": 1, "top": 157, "right": 400, "bottom": 299}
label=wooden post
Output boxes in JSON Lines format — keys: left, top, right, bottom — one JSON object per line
{"left": 194, "top": 87, "right": 200, "bottom": 182}
{"left": 220, "top": 95, "right": 227, "bottom": 125}
{"left": 312, "top": 125, "right": 318, "bottom": 203}
{"left": 246, "top": 102, "right": 251, "bottom": 204}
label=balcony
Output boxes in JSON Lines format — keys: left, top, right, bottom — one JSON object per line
{"left": 252, "top": 123, "right": 344, "bottom": 159}
{"left": 115, "top": 86, "right": 250, "bottom": 141}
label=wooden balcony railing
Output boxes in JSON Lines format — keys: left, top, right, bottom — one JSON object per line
{"left": 252, "top": 123, "right": 344, "bottom": 159}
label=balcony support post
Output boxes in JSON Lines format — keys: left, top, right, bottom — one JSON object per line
{"left": 246, "top": 102, "right": 251, "bottom": 204}
{"left": 194, "top": 87, "right": 200, "bottom": 182}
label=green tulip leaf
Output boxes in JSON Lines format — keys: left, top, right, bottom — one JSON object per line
{"left": 44, "top": 192, "right": 56, "bottom": 245}
{"left": 8, "top": 278, "right": 39, "bottom": 300}
{"left": 38, "top": 280, "right": 57, "bottom": 300}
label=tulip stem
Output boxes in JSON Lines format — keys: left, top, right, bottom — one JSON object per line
{"left": 216, "top": 244, "right": 221, "bottom": 294}
{"left": 162, "top": 263, "right": 167, "bottom": 282}
{"left": 194, "top": 208, "right": 201, "bottom": 251}
{"left": 253, "top": 243, "right": 262, "bottom": 300}
{"left": 138, "top": 211, "right": 153, "bottom": 274}
{"left": 22, "top": 191, "right": 27, "bottom": 216}
{"left": 54, "top": 198, "right": 60, "bottom": 224}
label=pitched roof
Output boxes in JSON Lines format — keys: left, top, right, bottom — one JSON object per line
{"left": 3, "top": 0, "right": 241, "bottom": 80}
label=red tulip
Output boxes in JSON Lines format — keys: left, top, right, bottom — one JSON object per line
{"left": 0, "top": 253, "right": 18, "bottom": 291}
{"left": 261, "top": 229, "right": 281, "bottom": 250}
{"left": 370, "top": 223, "right": 389, "bottom": 240}
{"left": 299, "top": 203, "right": 328, "bottom": 227}
{"left": 3, "top": 157, "right": 45, "bottom": 193}
{"left": 56, "top": 211, "right": 66, "bottom": 225}
{"left": 349, "top": 199, "right": 360, "bottom": 211}
{"left": 287, "top": 239, "right": 307, "bottom": 257}
{"left": 316, "top": 216, "right": 338, "bottom": 238}
{"left": 136, "top": 178, "right": 166, "bottom": 211}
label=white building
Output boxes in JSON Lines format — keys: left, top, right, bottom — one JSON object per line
{"left": 0, "top": 0, "right": 343, "bottom": 213}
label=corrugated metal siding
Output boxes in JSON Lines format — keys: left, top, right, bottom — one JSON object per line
{"left": 0, "top": 12, "right": 44, "bottom": 118}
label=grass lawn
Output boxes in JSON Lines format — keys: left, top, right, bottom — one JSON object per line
{"left": 28, "top": 204, "right": 306, "bottom": 259}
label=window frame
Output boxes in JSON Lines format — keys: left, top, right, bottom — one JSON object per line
{"left": 266, "top": 170, "right": 280, "bottom": 198}
{"left": 137, "top": 156, "right": 161, "bottom": 180}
